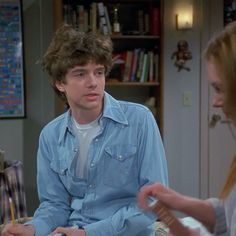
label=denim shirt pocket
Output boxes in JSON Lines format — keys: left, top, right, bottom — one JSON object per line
{"left": 103, "top": 145, "right": 138, "bottom": 188}
{"left": 50, "top": 157, "right": 68, "bottom": 175}
{"left": 50, "top": 156, "right": 87, "bottom": 198}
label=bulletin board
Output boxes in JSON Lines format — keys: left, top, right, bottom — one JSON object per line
{"left": 0, "top": 0, "right": 25, "bottom": 118}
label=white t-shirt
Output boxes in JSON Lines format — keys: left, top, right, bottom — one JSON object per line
{"left": 72, "top": 115, "right": 101, "bottom": 178}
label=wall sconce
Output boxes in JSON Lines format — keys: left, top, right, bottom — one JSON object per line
{"left": 176, "top": 3, "right": 193, "bottom": 30}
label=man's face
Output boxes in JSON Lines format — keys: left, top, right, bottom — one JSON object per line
{"left": 56, "top": 62, "right": 105, "bottom": 113}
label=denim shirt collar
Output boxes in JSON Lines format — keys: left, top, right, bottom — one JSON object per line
{"left": 58, "top": 92, "right": 128, "bottom": 144}
{"left": 102, "top": 92, "right": 129, "bottom": 125}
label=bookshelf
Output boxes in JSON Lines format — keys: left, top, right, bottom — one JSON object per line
{"left": 53, "top": 0, "right": 163, "bottom": 134}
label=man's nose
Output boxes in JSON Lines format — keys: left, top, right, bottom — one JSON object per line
{"left": 87, "top": 73, "right": 97, "bottom": 86}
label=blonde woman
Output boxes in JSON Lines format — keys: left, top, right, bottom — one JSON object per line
{"left": 138, "top": 21, "right": 236, "bottom": 236}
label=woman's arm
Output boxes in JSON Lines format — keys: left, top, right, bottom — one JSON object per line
{"left": 138, "top": 183, "right": 216, "bottom": 232}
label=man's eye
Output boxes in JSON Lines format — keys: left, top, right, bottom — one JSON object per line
{"left": 96, "top": 70, "right": 105, "bottom": 76}
{"left": 214, "top": 86, "right": 224, "bottom": 94}
{"left": 75, "top": 72, "right": 84, "bottom": 77}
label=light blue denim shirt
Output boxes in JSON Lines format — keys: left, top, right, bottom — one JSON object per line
{"left": 27, "top": 92, "right": 168, "bottom": 236}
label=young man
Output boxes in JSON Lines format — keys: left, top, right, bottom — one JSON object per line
{"left": 2, "top": 24, "right": 168, "bottom": 236}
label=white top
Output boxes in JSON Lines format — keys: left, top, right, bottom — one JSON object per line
{"left": 72, "top": 115, "right": 101, "bottom": 178}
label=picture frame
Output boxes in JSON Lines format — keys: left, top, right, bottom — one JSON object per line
{"left": 0, "top": 0, "right": 25, "bottom": 118}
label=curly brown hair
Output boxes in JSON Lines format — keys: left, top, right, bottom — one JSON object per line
{"left": 42, "top": 24, "right": 113, "bottom": 101}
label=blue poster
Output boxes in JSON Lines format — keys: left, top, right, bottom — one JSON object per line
{"left": 0, "top": 0, "right": 25, "bottom": 118}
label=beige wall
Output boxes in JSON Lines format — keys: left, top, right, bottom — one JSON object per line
{"left": 163, "top": 0, "right": 201, "bottom": 197}
{"left": 23, "top": 0, "right": 54, "bottom": 215}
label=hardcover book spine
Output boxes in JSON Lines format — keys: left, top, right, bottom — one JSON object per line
{"left": 97, "top": 2, "right": 109, "bottom": 35}
{"left": 150, "top": 7, "right": 160, "bottom": 36}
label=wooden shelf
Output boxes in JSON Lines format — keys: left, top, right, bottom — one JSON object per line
{"left": 100, "top": 0, "right": 159, "bottom": 3}
{"left": 111, "top": 35, "right": 160, "bottom": 40}
{"left": 106, "top": 82, "right": 159, "bottom": 86}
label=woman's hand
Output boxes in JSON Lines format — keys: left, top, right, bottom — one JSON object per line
{"left": 138, "top": 183, "right": 186, "bottom": 212}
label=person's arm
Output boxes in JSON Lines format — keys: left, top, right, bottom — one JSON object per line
{"left": 138, "top": 183, "right": 216, "bottom": 233}
{"left": 177, "top": 197, "right": 215, "bottom": 232}
{"left": 84, "top": 109, "right": 168, "bottom": 236}
{"left": 2, "top": 224, "right": 35, "bottom": 236}
{"left": 26, "top": 130, "right": 72, "bottom": 236}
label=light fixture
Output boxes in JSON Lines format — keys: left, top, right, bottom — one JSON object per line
{"left": 176, "top": 3, "right": 193, "bottom": 30}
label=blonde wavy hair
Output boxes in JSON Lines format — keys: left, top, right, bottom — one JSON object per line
{"left": 204, "top": 21, "right": 236, "bottom": 199}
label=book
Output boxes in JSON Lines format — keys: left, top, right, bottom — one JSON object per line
{"left": 144, "top": 13, "right": 150, "bottom": 34}
{"left": 148, "top": 51, "right": 154, "bottom": 82}
{"left": 63, "top": 4, "right": 73, "bottom": 24}
{"left": 123, "top": 51, "right": 133, "bottom": 82}
{"left": 77, "top": 5, "right": 85, "bottom": 31}
{"left": 104, "top": 6, "right": 112, "bottom": 34}
{"left": 150, "top": 7, "right": 160, "bottom": 36}
{"left": 97, "top": 2, "right": 109, "bottom": 35}
{"left": 90, "top": 2, "right": 97, "bottom": 32}
{"left": 130, "top": 49, "right": 140, "bottom": 81}
{"left": 100, "top": 17, "right": 109, "bottom": 35}
{"left": 136, "top": 50, "right": 144, "bottom": 82}
{"left": 83, "top": 9, "right": 89, "bottom": 32}
{"left": 140, "top": 53, "right": 148, "bottom": 82}
{"left": 138, "top": 10, "right": 144, "bottom": 34}
{"left": 143, "top": 52, "right": 150, "bottom": 82}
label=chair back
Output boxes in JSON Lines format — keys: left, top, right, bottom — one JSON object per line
{"left": 0, "top": 160, "right": 27, "bottom": 224}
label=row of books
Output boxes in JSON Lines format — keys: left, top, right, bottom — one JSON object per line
{"left": 111, "top": 49, "right": 159, "bottom": 83}
{"left": 63, "top": 2, "right": 111, "bottom": 34}
{"left": 63, "top": 2, "right": 160, "bottom": 36}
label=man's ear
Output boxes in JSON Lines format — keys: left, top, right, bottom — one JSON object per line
{"left": 55, "top": 81, "right": 65, "bottom": 92}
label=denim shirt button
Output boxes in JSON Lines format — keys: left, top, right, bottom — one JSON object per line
{"left": 74, "top": 148, "right": 78, "bottom": 152}
{"left": 95, "top": 138, "right": 98, "bottom": 142}
{"left": 89, "top": 184, "right": 93, "bottom": 188}
{"left": 90, "top": 162, "right": 95, "bottom": 167}
{"left": 118, "top": 155, "right": 123, "bottom": 160}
